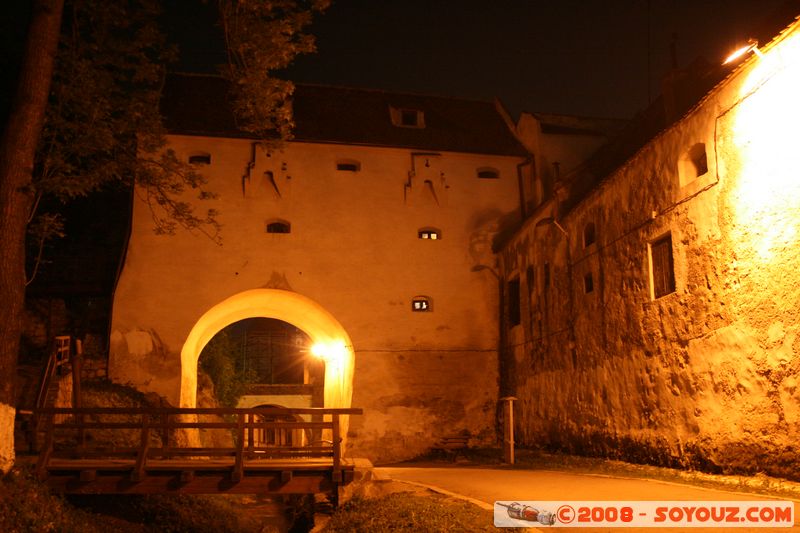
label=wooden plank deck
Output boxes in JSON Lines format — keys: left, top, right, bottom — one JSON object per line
{"left": 31, "top": 407, "right": 361, "bottom": 499}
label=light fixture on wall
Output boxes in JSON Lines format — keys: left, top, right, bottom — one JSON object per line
{"left": 310, "top": 340, "right": 348, "bottom": 364}
{"left": 723, "top": 39, "right": 763, "bottom": 65}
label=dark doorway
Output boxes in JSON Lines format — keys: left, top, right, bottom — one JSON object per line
{"left": 241, "top": 318, "right": 308, "bottom": 384}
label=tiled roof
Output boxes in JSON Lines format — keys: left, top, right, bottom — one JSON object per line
{"left": 161, "top": 73, "right": 528, "bottom": 157}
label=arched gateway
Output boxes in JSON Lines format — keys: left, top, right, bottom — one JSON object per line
{"left": 179, "top": 289, "right": 354, "bottom": 417}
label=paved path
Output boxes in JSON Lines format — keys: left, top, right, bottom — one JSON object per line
{"left": 376, "top": 465, "right": 800, "bottom": 531}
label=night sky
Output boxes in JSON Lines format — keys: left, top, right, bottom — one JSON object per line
{"left": 169, "top": 0, "right": 796, "bottom": 120}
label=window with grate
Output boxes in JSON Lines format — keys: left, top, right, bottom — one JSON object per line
{"left": 188, "top": 152, "right": 211, "bottom": 165}
{"left": 650, "top": 234, "right": 676, "bottom": 299}
{"left": 266, "top": 221, "right": 291, "bottom": 234}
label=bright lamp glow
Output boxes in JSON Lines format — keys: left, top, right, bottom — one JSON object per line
{"left": 727, "top": 29, "right": 800, "bottom": 262}
{"left": 723, "top": 39, "right": 762, "bottom": 65}
{"left": 310, "top": 340, "right": 348, "bottom": 363}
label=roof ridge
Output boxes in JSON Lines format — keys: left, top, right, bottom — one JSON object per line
{"left": 166, "top": 72, "right": 500, "bottom": 106}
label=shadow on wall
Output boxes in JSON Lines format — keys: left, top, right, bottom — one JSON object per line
{"left": 491, "top": 209, "right": 523, "bottom": 253}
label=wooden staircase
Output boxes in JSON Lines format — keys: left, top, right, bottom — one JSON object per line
{"left": 15, "top": 336, "right": 77, "bottom": 453}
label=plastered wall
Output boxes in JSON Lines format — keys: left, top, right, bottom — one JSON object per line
{"left": 111, "top": 139, "right": 522, "bottom": 462}
{"left": 501, "top": 23, "right": 800, "bottom": 478}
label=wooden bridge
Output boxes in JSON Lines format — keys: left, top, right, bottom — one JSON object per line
{"left": 28, "top": 406, "right": 362, "bottom": 503}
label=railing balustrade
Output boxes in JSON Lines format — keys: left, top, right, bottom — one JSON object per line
{"left": 33, "top": 406, "right": 362, "bottom": 485}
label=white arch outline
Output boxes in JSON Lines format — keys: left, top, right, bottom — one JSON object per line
{"left": 179, "top": 289, "right": 354, "bottom": 416}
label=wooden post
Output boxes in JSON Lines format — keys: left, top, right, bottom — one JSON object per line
{"left": 162, "top": 412, "right": 171, "bottom": 459}
{"left": 247, "top": 413, "right": 254, "bottom": 457}
{"left": 232, "top": 412, "right": 244, "bottom": 482}
{"left": 35, "top": 413, "right": 55, "bottom": 481}
{"left": 500, "top": 396, "right": 517, "bottom": 465}
{"left": 331, "top": 414, "right": 341, "bottom": 483}
{"left": 132, "top": 414, "right": 150, "bottom": 482}
{"left": 72, "top": 338, "right": 84, "bottom": 446}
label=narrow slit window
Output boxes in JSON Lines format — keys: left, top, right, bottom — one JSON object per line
{"left": 508, "top": 277, "right": 521, "bottom": 327}
{"left": 477, "top": 167, "right": 500, "bottom": 179}
{"left": 650, "top": 234, "right": 676, "bottom": 299}
{"left": 336, "top": 159, "right": 361, "bottom": 172}
{"left": 526, "top": 265, "right": 535, "bottom": 294}
{"left": 412, "top": 296, "right": 432, "bottom": 312}
{"left": 266, "top": 220, "right": 291, "bottom": 234}
{"left": 418, "top": 228, "right": 441, "bottom": 240}
{"left": 584, "top": 272, "right": 594, "bottom": 293}
{"left": 544, "top": 263, "right": 551, "bottom": 289}
{"left": 583, "top": 222, "right": 596, "bottom": 247}
{"left": 188, "top": 152, "right": 211, "bottom": 165}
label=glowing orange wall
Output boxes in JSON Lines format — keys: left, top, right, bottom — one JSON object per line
{"left": 110, "top": 140, "right": 523, "bottom": 461}
{"left": 502, "top": 19, "right": 800, "bottom": 478}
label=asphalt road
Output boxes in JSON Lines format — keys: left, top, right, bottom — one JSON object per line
{"left": 376, "top": 465, "right": 800, "bottom": 531}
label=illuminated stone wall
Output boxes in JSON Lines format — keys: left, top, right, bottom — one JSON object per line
{"left": 502, "top": 20, "right": 800, "bottom": 478}
{"left": 111, "top": 140, "right": 521, "bottom": 461}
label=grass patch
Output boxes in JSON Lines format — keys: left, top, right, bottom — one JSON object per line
{"left": 67, "top": 493, "right": 262, "bottom": 533}
{"left": 323, "top": 491, "right": 531, "bottom": 532}
{"left": 0, "top": 468, "right": 104, "bottom": 533}
{"left": 1, "top": 467, "right": 270, "bottom": 533}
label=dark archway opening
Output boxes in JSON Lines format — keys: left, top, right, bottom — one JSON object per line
{"left": 198, "top": 318, "right": 324, "bottom": 408}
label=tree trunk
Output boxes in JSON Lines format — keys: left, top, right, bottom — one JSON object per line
{"left": 0, "top": 0, "right": 63, "bottom": 473}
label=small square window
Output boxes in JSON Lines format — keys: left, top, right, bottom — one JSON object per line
{"left": 412, "top": 297, "right": 432, "bottom": 312}
{"left": 401, "top": 109, "right": 419, "bottom": 126}
{"left": 678, "top": 143, "right": 708, "bottom": 186}
{"left": 418, "top": 228, "right": 441, "bottom": 240}
{"left": 390, "top": 106, "right": 425, "bottom": 128}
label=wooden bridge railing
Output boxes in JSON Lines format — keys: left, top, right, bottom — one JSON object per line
{"left": 33, "top": 406, "right": 362, "bottom": 494}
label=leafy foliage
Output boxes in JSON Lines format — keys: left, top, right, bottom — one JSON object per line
{"left": 25, "top": 211, "right": 65, "bottom": 285}
{"left": 199, "top": 330, "right": 253, "bottom": 407}
{"left": 219, "top": 0, "right": 329, "bottom": 147}
{"left": 34, "top": 0, "right": 221, "bottom": 243}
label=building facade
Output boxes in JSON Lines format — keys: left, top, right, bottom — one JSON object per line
{"left": 500, "top": 16, "right": 800, "bottom": 478}
{"left": 110, "top": 77, "right": 612, "bottom": 461}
